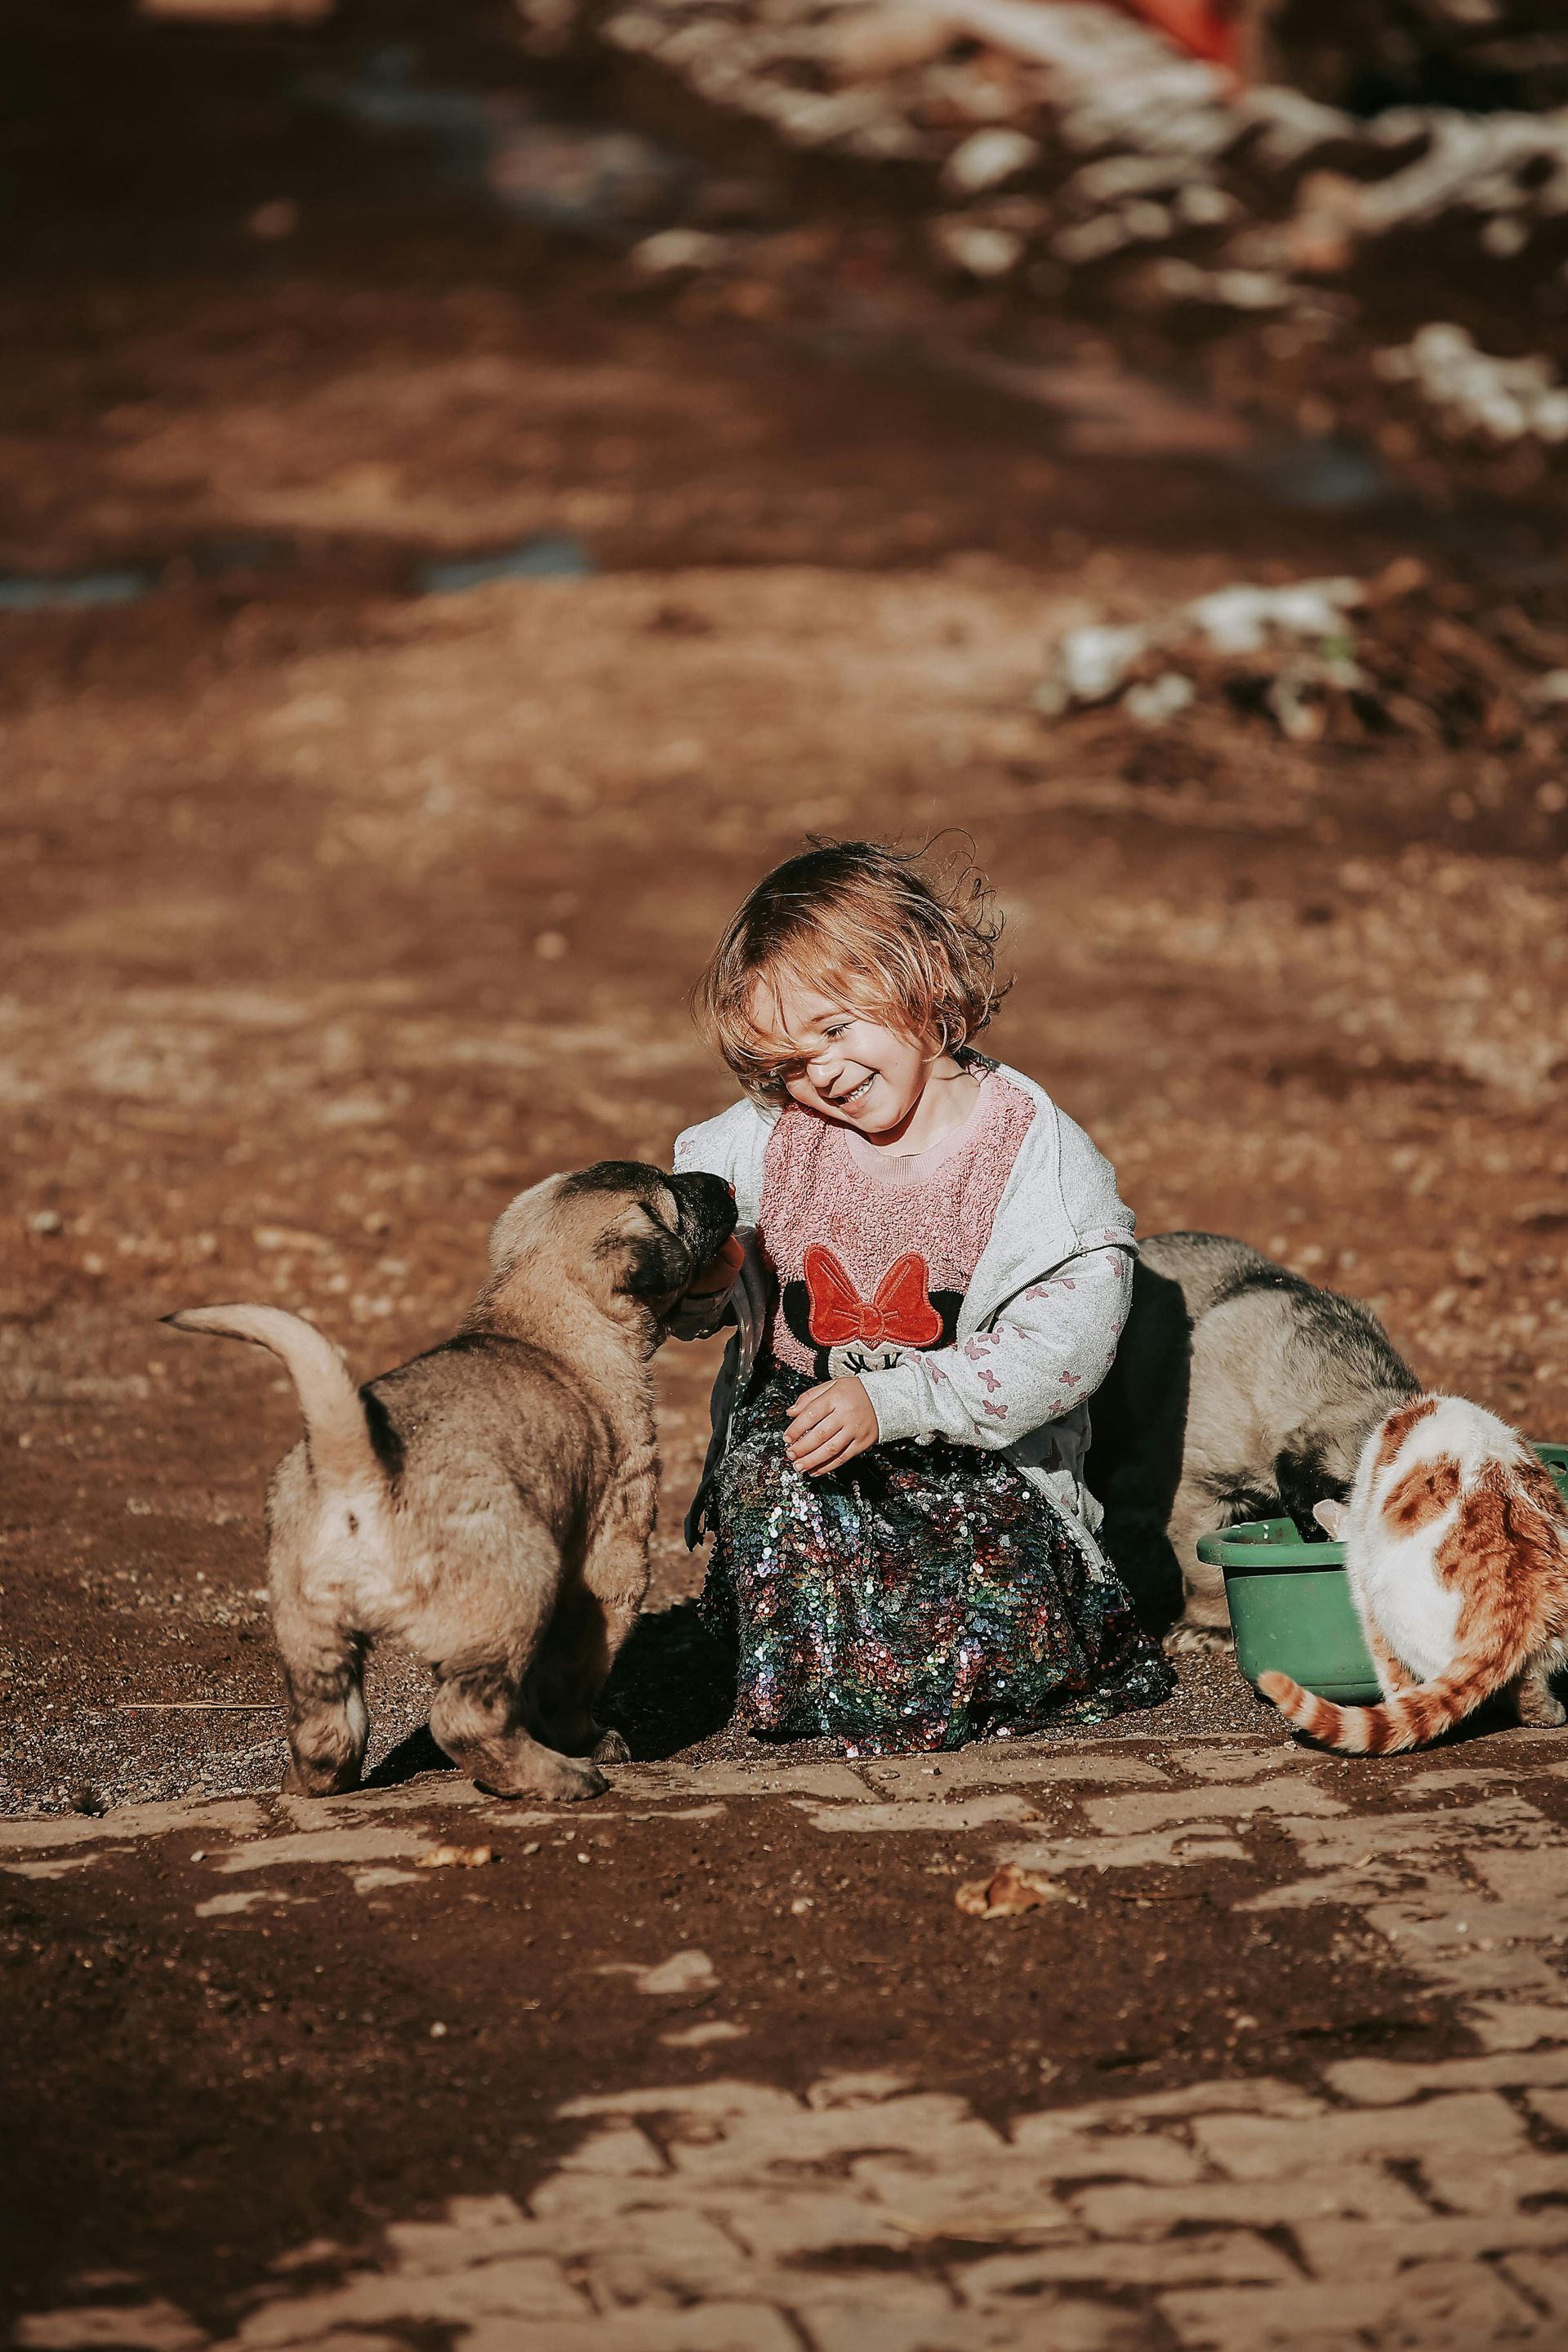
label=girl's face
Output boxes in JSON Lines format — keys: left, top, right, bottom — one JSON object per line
{"left": 748, "top": 976, "right": 934, "bottom": 1134}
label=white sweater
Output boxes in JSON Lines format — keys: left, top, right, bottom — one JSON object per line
{"left": 670, "top": 1058, "right": 1136, "bottom": 1557}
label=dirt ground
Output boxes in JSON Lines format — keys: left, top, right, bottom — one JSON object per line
{"left": 5, "top": 7, "right": 1568, "bottom": 2345}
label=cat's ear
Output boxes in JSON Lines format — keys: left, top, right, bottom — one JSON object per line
{"left": 1313, "top": 1498, "right": 1350, "bottom": 1539}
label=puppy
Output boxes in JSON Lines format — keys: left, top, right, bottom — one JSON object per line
{"left": 1091, "top": 1231, "right": 1419, "bottom": 1636}
{"left": 166, "top": 1161, "right": 736, "bottom": 1802}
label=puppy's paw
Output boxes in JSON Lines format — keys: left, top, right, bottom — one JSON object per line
{"left": 538, "top": 1753, "right": 608, "bottom": 1803}
{"left": 1165, "top": 1622, "right": 1233, "bottom": 1658}
{"left": 282, "top": 1756, "right": 363, "bottom": 1799}
{"left": 476, "top": 1751, "right": 608, "bottom": 1803}
{"left": 591, "top": 1726, "right": 631, "bottom": 1764}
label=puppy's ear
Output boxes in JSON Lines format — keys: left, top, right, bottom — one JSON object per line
{"left": 1312, "top": 1498, "right": 1350, "bottom": 1539}
{"left": 614, "top": 1225, "right": 693, "bottom": 1303}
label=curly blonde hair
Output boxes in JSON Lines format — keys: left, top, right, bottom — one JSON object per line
{"left": 693, "top": 838, "right": 1009, "bottom": 1100}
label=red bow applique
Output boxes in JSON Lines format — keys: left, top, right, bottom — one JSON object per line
{"left": 804, "top": 1244, "right": 942, "bottom": 1350}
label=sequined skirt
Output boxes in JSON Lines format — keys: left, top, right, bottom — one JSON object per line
{"left": 702, "top": 1362, "right": 1174, "bottom": 1755}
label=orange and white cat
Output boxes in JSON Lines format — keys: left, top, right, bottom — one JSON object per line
{"left": 1262, "top": 1394, "right": 1568, "bottom": 1754}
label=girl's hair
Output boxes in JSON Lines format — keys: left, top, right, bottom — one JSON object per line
{"left": 694, "top": 838, "right": 1009, "bottom": 1099}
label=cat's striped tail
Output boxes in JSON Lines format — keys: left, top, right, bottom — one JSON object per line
{"left": 1258, "top": 1659, "right": 1499, "bottom": 1755}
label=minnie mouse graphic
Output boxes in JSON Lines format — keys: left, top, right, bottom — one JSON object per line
{"left": 780, "top": 1243, "right": 963, "bottom": 1383}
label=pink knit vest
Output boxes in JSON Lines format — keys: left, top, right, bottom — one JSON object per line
{"left": 759, "top": 1071, "right": 1036, "bottom": 1382}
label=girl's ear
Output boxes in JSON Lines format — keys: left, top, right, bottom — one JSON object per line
{"left": 1313, "top": 1498, "right": 1350, "bottom": 1539}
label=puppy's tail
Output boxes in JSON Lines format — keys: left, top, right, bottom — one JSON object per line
{"left": 1258, "top": 1654, "right": 1500, "bottom": 1755}
{"left": 163, "top": 1305, "right": 383, "bottom": 1494}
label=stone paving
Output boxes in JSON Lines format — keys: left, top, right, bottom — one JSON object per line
{"left": 9, "top": 1732, "right": 1568, "bottom": 2350}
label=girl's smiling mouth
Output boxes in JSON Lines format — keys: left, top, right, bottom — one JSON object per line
{"left": 831, "top": 1073, "right": 875, "bottom": 1106}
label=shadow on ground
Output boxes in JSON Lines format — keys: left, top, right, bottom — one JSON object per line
{"left": 360, "top": 1601, "right": 737, "bottom": 1787}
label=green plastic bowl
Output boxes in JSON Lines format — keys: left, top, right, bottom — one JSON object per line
{"left": 1198, "top": 1441, "right": 1568, "bottom": 1705}
{"left": 1198, "top": 1517, "right": 1380, "bottom": 1703}
{"left": 1536, "top": 1443, "right": 1568, "bottom": 1490}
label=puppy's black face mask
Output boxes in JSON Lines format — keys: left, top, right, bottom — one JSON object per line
{"left": 568, "top": 1163, "right": 736, "bottom": 1307}
{"left": 619, "top": 1171, "right": 737, "bottom": 1304}
{"left": 666, "top": 1169, "right": 737, "bottom": 1278}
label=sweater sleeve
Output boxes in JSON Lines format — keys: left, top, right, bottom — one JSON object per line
{"left": 857, "top": 1098, "right": 1138, "bottom": 1450}
{"left": 856, "top": 1236, "right": 1134, "bottom": 1449}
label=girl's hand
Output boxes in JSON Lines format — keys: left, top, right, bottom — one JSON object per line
{"left": 786, "top": 1376, "right": 878, "bottom": 1476}
{"left": 684, "top": 1234, "right": 745, "bottom": 1296}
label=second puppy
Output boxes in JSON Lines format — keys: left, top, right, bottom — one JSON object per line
{"left": 1093, "top": 1231, "right": 1419, "bottom": 1634}
{"left": 167, "top": 1161, "right": 736, "bottom": 1802}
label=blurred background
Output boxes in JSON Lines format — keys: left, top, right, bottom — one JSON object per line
{"left": 5, "top": 0, "right": 1568, "bottom": 1811}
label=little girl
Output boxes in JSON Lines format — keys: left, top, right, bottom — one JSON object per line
{"left": 670, "top": 840, "right": 1173, "bottom": 1754}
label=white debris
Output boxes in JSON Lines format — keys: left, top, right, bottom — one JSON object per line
{"left": 1174, "top": 182, "right": 1237, "bottom": 229}
{"left": 1051, "top": 215, "right": 1135, "bottom": 266}
{"left": 1374, "top": 323, "right": 1568, "bottom": 444}
{"left": 1125, "top": 671, "right": 1196, "bottom": 728}
{"left": 523, "top": 0, "right": 1568, "bottom": 495}
{"left": 1481, "top": 216, "right": 1530, "bottom": 259}
{"left": 939, "top": 0, "right": 1230, "bottom": 158}
{"left": 941, "top": 127, "right": 1040, "bottom": 197}
{"left": 827, "top": 2, "right": 960, "bottom": 83}
{"left": 1036, "top": 622, "right": 1152, "bottom": 715}
{"left": 1036, "top": 558, "right": 1568, "bottom": 751}
{"left": 598, "top": 1949, "right": 719, "bottom": 1995}
{"left": 1185, "top": 578, "right": 1364, "bottom": 655}
{"left": 1037, "top": 577, "right": 1366, "bottom": 723}
{"left": 764, "top": 84, "right": 898, "bottom": 149}
{"left": 630, "top": 227, "right": 732, "bottom": 276}
{"left": 1067, "top": 153, "right": 1192, "bottom": 205}
{"left": 842, "top": 115, "right": 934, "bottom": 162}
{"left": 1151, "top": 259, "right": 1294, "bottom": 310}
{"left": 1232, "top": 86, "right": 1359, "bottom": 172}
{"left": 929, "top": 217, "right": 1025, "bottom": 277}
{"left": 1352, "top": 109, "right": 1568, "bottom": 238}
